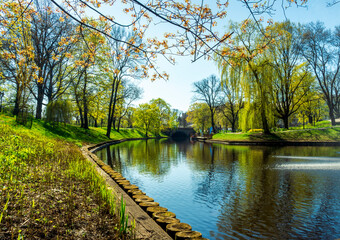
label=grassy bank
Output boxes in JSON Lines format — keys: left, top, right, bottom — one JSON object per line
{"left": 0, "top": 114, "right": 157, "bottom": 146}
{"left": 213, "top": 126, "right": 340, "bottom": 142}
{"left": 0, "top": 114, "right": 148, "bottom": 239}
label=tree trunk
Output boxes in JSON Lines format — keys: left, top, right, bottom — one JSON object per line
{"left": 13, "top": 85, "right": 20, "bottom": 116}
{"left": 112, "top": 117, "right": 116, "bottom": 130}
{"left": 210, "top": 107, "right": 216, "bottom": 133}
{"left": 106, "top": 88, "right": 114, "bottom": 138}
{"left": 75, "top": 95, "right": 84, "bottom": 128}
{"left": 231, "top": 121, "right": 236, "bottom": 132}
{"left": 329, "top": 108, "right": 336, "bottom": 126}
{"left": 231, "top": 112, "right": 237, "bottom": 132}
{"left": 80, "top": 113, "right": 84, "bottom": 128}
{"left": 46, "top": 68, "right": 54, "bottom": 104}
{"left": 302, "top": 115, "right": 305, "bottom": 129}
{"left": 117, "top": 117, "right": 122, "bottom": 132}
{"left": 82, "top": 68, "right": 89, "bottom": 129}
{"left": 106, "top": 78, "right": 120, "bottom": 137}
{"left": 283, "top": 115, "right": 289, "bottom": 129}
{"left": 261, "top": 107, "right": 270, "bottom": 134}
{"left": 145, "top": 123, "right": 148, "bottom": 137}
{"left": 308, "top": 115, "right": 313, "bottom": 124}
{"left": 35, "top": 83, "right": 44, "bottom": 119}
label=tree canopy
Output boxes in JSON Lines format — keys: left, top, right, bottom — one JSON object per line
{"left": 0, "top": 0, "right": 337, "bottom": 136}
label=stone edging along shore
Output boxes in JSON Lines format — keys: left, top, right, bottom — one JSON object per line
{"left": 81, "top": 139, "right": 206, "bottom": 240}
{"left": 200, "top": 139, "right": 340, "bottom": 146}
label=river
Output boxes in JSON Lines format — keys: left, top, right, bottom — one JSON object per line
{"left": 95, "top": 139, "right": 340, "bottom": 239}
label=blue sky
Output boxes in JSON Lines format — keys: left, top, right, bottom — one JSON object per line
{"left": 131, "top": 1, "right": 340, "bottom": 112}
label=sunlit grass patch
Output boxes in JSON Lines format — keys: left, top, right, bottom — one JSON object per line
{"left": 0, "top": 114, "right": 134, "bottom": 239}
{"left": 213, "top": 125, "right": 340, "bottom": 142}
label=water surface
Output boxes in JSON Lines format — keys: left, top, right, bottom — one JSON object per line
{"left": 96, "top": 139, "right": 340, "bottom": 239}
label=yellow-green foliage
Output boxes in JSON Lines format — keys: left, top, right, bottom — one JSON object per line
{"left": 187, "top": 102, "right": 211, "bottom": 132}
{"left": 45, "top": 100, "right": 73, "bottom": 124}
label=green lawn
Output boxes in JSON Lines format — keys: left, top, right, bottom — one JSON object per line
{"left": 213, "top": 126, "right": 340, "bottom": 142}
{"left": 0, "top": 114, "right": 159, "bottom": 146}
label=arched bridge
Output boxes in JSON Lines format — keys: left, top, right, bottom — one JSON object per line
{"left": 170, "top": 127, "right": 195, "bottom": 139}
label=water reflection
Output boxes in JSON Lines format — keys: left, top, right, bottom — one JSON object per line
{"left": 95, "top": 140, "right": 340, "bottom": 239}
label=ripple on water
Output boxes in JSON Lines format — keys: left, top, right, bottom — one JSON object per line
{"left": 273, "top": 155, "right": 340, "bottom": 161}
{"left": 274, "top": 162, "right": 340, "bottom": 170}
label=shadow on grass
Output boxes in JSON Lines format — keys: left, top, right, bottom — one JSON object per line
{"left": 42, "top": 121, "right": 110, "bottom": 144}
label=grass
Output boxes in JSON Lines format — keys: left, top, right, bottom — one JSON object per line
{"left": 0, "top": 114, "right": 158, "bottom": 146}
{"left": 0, "top": 114, "right": 141, "bottom": 239}
{"left": 275, "top": 120, "right": 333, "bottom": 131}
{"left": 213, "top": 123, "right": 340, "bottom": 142}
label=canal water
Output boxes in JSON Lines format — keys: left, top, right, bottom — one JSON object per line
{"left": 95, "top": 139, "right": 340, "bottom": 239}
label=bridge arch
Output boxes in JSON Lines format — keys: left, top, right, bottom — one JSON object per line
{"left": 170, "top": 128, "right": 195, "bottom": 139}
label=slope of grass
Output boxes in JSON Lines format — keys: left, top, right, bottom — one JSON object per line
{"left": 0, "top": 114, "right": 159, "bottom": 146}
{"left": 0, "top": 114, "right": 135, "bottom": 239}
{"left": 213, "top": 126, "right": 340, "bottom": 142}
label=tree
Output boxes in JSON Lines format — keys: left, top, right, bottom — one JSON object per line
{"left": 178, "top": 111, "right": 189, "bottom": 128}
{"left": 187, "top": 102, "right": 211, "bottom": 133}
{"left": 169, "top": 109, "right": 180, "bottom": 129}
{"left": 297, "top": 90, "right": 328, "bottom": 128}
{"left": 124, "top": 106, "right": 135, "bottom": 128}
{"left": 29, "top": 0, "right": 75, "bottom": 119}
{"left": 87, "top": 86, "right": 107, "bottom": 128}
{"left": 114, "top": 81, "right": 142, "bottom": 132}
{"left": 300, "top": 22, "right": 340, "bottom": 125}
{"left": 45, "top": 99, "right": 72, "bottom": 124}
{"left": 133, "top": 98, "right": 174, "bottom": 136}
{"left": 0, "top": 0, "right": 37, "bottom": 116}
{"left": 48, "top": 0, "right": 309, "bottom": 73}
{"left": 192, "top": 75, "right": 222, "bottom": 133}
{"left": 101, "top": 26, "right": 147, "bottom": 138}
{"left": 267, "top": 21, "right": 314, "bottom": 129}
{"left": 149, "top": 98, "right": 173, "bottom": 135}
{"left": 216, "top": 59, "right": 244, "bottom": 132}
{"left": 220, "top": 20, "right": 275, "bottom": 133}
{"left": 133, "top": 103, "right": 158, "bottom": 137}
{"left": 70, "top": 19, "right": 104, "bottom": 129}
{"left": 49, "top": 0, "right": 230, "bottom": 70}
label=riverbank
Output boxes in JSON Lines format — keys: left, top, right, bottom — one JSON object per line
{"left": 211, "top": 126, "right": 340, "bottom": 145}
{"left": 0, "top": 114, "right": 161, "bottom": 239}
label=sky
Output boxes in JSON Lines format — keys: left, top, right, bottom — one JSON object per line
{"left": 85, "top": 1, "right": 340, "bottom": 112}
{"left": 130, "top": 1, "right": 340, "bottom": 112}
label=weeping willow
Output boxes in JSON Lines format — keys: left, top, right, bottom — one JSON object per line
{"left": 241, "top": 59, "right": 276, "bottom": 132}
{"left": 216, "top": 20, "right": 278, "bottom": 133}
{"left": 45, "top": 99, "right": 73, "bottom": 124}
{"left": 217, "top": 53, "right": 245, "bottom": 132}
